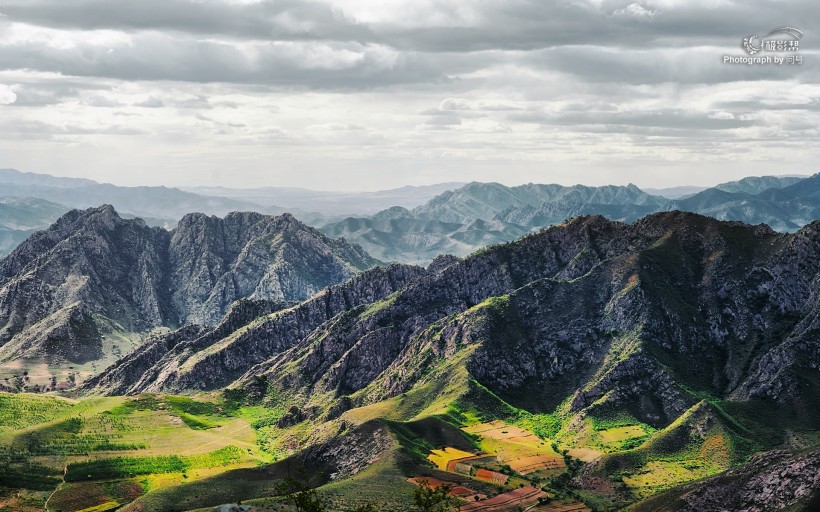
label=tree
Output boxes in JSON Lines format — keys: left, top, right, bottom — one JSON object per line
{"left": 277, "top": 474, "right": 381, "bottom": 512}
{"left": 349, "top": 505, "right": 378, "bottom": 512}
{"left": 275, "top": 476, "right": 328, "bottom": 512}
{"left": 413, "top": 482, "right": 459, "bottom": 512}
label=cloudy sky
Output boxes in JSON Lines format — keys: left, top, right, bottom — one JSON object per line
{"left": 0, "top": 0, "right": 817, "bottom": 191}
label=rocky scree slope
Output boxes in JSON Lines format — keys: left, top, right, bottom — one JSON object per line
{"left": 0, "top": 205, "right": 378, "bottom": 366}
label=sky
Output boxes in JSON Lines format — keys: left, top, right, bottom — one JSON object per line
{"left": 0, "top": 0, "right": 817, "bottom": 191}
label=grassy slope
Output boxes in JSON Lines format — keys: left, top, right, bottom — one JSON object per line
{"left": 0, "top": 392, "right": 268, "bottom": 512}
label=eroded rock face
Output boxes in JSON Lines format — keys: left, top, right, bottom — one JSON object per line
{"left": 0, "top": 206, "right": 378, "bottom": 369}
{"left": 0, "top": 303, "right": 103, "bottom": 364}
{"left": 170, "top": 212, "right": 377, "bottom": 325}
{"left": 0, "top": 205, "right": 171, "bottom": 344}
{"left": 85, "top": 263, "right": 426, "bottom": 394}
{"left": 675, "top": 450, "right": 820, "bottom": 512}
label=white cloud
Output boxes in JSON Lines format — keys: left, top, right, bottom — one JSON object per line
{"left": 708, "top": 111, "right": 734, "bottom": 120}
{"left": 0, "top": 83, "right": 16, "bottom": 104}
{"left": 0, "top": 0, "right": 817, "bottom": 190}
{"left": 613, "top": 3, "right": 659, "bottom": 18}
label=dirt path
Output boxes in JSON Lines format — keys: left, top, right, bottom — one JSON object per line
{"left": 43, "top": 464, "right": 67, "bottom": 512}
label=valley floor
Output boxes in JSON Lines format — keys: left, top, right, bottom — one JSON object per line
{"left": 0, "top": 390, "right": 817, "bottom": 512}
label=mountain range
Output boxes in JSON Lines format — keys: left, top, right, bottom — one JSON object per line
{"left": 320, "top": 175, "right": 814, "bottom": 263}
{"left": 0, "top": 171, "right": 818, "bottom": 511}
{"left": 0, "top": 169, "right": 466, "bottom": 255}
{"left": 1, "top": 168, "right": 816, "bottom": 266}
{"left": 70, "top": 209, "right": 819, "bottom": 511}
{"left": 0, "top": 206, "right": 377, "bottom": 391}
{"left": 184, "top": 182, "right": 467, "bottom": 217}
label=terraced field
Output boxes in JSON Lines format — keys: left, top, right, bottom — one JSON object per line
{"left": 458, "top": 485, "right": 548, "bottom": 511}
{"left": 0, "top": 392, "right": 270, "bottom": 512}
{"left": 463, "top": 421, "right": 565, "bottom": 475}
{"left": 597, "top": 426, "right": 647, "bottom": 444}
{"left": 428, "top": 447, "right": 477, "bottom": 471}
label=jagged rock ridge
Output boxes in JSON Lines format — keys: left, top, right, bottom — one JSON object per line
{"left": 0, "top": 205, "right": 378, "bottom": 369}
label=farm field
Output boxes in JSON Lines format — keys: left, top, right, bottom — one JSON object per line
{"left": 533, "top": 501, "right": 592, "bottom": 512}
{"left": 566, "top": 448, "right": 602, "bottom": 463}
{"left": 405, "top": 418, "right": 594, "bottom": 512}
{"left": 597, "top": 426, "right": 646, "bottom": 444}
{"left": 0, "top": 392, "right": 270, "bottom": 512}
{"left": 428, "top": 447, "right": 476, "bottom": 471}
{"left": 408, "top": 477, "right": 487, "bottom": 501}
{"left": 458, "top": 485, "right": 548, "bottom": 511}
{"left": 463, "top": 421, "right": 565, "bottom": 474}
{"left": 2, "top": 381, "right": 811, "bottom": 512}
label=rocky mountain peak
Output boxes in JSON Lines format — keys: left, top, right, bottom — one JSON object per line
{"left": 0, "top": 205, "right": 381, "bottom": 382}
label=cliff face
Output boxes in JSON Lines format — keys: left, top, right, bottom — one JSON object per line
{"left": 0, "top": 205, "right": 173, "bottom": 348}
{"left": 169, "top": 211, "right": 377, "bottom": 326}
{"left": 0, "top": 206, "right": 378, "bottom": 368}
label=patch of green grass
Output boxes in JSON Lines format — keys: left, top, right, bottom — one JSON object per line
{"left": 449, "top": 379, "right": 565, "bottom": 442}
{"left": 19, "top": 417, "right": 146, "bottom": 455}
{"left": 106, "top": 395, "right": 166, "bottom": 416}
{"left": 107, "top": 394, "right": 238, "bottom": 432}
{"left": 165, "top": 396, "right": 226, "bottom": 417}
{"left": 452, "top": 379, "right": 521, "bottom": 424}
{"left": 65, "top": 446, "right": 246, "bottom": 482}
{"left": 359, "top": 294, "right": 398, "bottom": 320}
{"left": 0, "top": 448, "right": 62, "bottom": 490}
{"left": 178, "top": 412, "right": 218, "bottom": 430}
{"left": 66, "top": 455, "right": 188, "bottom": 482}
{"left": 517, "top": 412, "right": 562, "bottom": 439}
{"left": 0, "top": 392, "right": 73, "bottom": 429}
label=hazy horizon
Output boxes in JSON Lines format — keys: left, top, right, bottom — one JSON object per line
{"left": 0, "top": 1, "right": 817, "bottom": 191}
{"left": 1, "top": 165, "right": 812, "bottom": 194}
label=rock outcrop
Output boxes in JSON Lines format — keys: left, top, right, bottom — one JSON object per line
{"left": 632, "top": 449, "right": 820, "bottom": 512}
{"left": 85, "top": 263, "right": 426, "bottom": 393}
